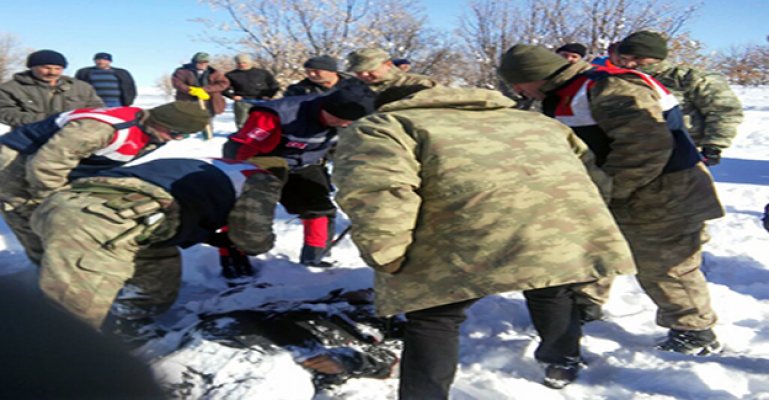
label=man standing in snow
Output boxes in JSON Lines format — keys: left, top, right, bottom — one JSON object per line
{"left": 555, "top": 43, "right": 588, "bottom": 64}
{"left": 0, "top": 101, "right": 210, "bottom": 265}
{"left": 498, "top": 44, "right": 725, "bottom": 356}
{"left": 30, "top": 157, "right": 286, "bottom": 335}
{"left": 284, "top": 55, "right": 352, "bottom": 97}
{"left": 0, "top": 49, "right": 103, "bottom": 129}
{"left": 172, "top": 52, "right": 230, "bottom": 117}
{"left": 332, "top": 84, "right": 637, "bottom": 393}
{"left": 222, "top": 80, "right": 376, "bottom": 268}
{"left": 75, "top": 52, "right": 137, "bottom": 107}
{"left": 616, "top": 31, "right": 743, "bottom": 166}
{"left": 346, "top": 47, "right": 435, "bottom": 92}
{"left": 224, "top": 53, "right": 280, "bottom": 129}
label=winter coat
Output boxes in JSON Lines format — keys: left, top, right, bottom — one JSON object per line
{"left": 283, "top": 75, "right": 354, "bottom": 97}
{"left": 540, "top": 61, "right": 724, "bottom": 226}
{"left": 75, "top": 67, "right": 137, "bottom": 106}
{"left": 332, "top": 85, "right": 636, "bottom": 316}
{"left": 638, "top": 60, "right": 743, "bottom": 149}
{"left": 0, "top": 71, "right": 104, "bottom": 129}
{"left": 224, "top": 67, "right": 280, "bottom": 99}
{"left": 172, "top": 64, "right": 230, "bottom": 115}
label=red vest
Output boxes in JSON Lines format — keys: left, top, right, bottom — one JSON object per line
{"left": 56, "top": 107, "right": 151, "bottom": 161}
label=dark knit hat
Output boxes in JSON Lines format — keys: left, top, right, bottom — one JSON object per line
{"left": 146, "top": 101, "right": 211, "bottom": 134}
{"left": 26, "top": 50, "right": 68, "bottom": 68}
{"left": 320, "top": 80, "right": 376, "bottom": 120}
{"left": 94, "top": 52, "right": 112, "bottom": 61}
{"left": 618, "top": 31, "right": 668, "bottom": 60}
{"left": 556, "top": 43, "right": 587, "bottom": 57}
{"left": 303, "top": 55, "right": 338, "bottom": 72}
{"left": 498, "top": 44, "right": 570, "bottom": 84}
{"left": 192, "top": 52, "right": 210, "bottom": 63}
{"left": 392, "top": 58, "right": 411, "bottom": 67}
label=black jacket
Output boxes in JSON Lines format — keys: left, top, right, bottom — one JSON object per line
{"left": 224, "top": 68, "right": 280, "bottom": 99}
{"left": 74, "top": 67, "right": 137, "bottom": 106}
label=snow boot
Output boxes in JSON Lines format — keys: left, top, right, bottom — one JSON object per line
{"left": 656, "top": 328, "right": 723, "bottom": 355}
{"left": 542, "top": 361, "right": 580, "bottom": 389}
{"left": 300, "top": 244, "right": 333, "bottom": 267}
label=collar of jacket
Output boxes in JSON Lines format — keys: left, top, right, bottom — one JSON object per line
{"left": 541, "top": 61, "right": 593, "bottom": 94}
{"left": 636, "top": 59, "right": 673, "bottom": 76}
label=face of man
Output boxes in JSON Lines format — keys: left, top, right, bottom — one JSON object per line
{"left": 397, "top": 63, "right": 411, "bottom": 72}
{"left": 617, "top": 55, "right": 660, "bottom": 69}
{"left": 319, "top": 110, "right": 354, "bottom": 128}
{"left": 94, "top": 59, "right": 112, "bottom": 69}
{"left": 557, "top": 51, "right": 582, "bottom": 64}
{"left": 237, "top": 61, "right": 252, "bottom": 71}
{"left": 30, "top": 65, "right": 64, "bottom": 85}
{"left": 195, "top": 61, "right": 209, "bottom": 71}
{"left": 306, "top": 68, "right": 339, "bottom": 87}
{"left": 354, "top": 61, "right": 394, "bottom": 83}
{"left": 511, "top": 80, "right": 548, "bottom": 101}
{"left": 146, "top": 123, "right": 188, "bottom": 143}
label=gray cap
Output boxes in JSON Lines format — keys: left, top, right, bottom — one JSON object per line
{"left": 347, "top": 48, "right": 390, "bottom": 72}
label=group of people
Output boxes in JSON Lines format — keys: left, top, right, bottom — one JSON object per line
{"left": 0, "top": 28, "right": 746, "bottom": 399}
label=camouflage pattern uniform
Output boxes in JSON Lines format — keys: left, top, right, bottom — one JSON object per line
{"left": 332, "top": 85, "right": 636, "bottom": 317}
{"left": 638, "top": 60, "right": 743, "bottom": 150}
{"left": 0, "top": 71, "right": 103, "bottom": 128}
{"left": 540, "top": 61, "right": 724, "bottom": 331}
{"left": 0, "top": 118, "right": 158, "bottom": 264}
{"left": 29, "top": 158, "right": 283, "bottom": 328}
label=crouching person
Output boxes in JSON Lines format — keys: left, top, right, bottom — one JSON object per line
{"left": 0, "top": 101, "right": 210, "bottom": 265}
{"left": 30, "top": 157, "right": 286, "bottom": 342}
{"left": 332, "top": 84, "right": 636, "bottom": 395}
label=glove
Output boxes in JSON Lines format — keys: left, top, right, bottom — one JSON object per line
{"left": 219, "top": 245, "right": 254, "bottom": 279}
{"left": 763, "top": 203, "right": 769, "bottom": 233}
{"left": 700, "top": 145, "right": 722, "bottom": 166}
{"left": 188, "top": 86, "right": 211, "bottom": 101}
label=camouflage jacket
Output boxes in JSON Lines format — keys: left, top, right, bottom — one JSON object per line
{"left": 0, "top": 71, "right": 103, "bottom": 129}
{"left": 638, "top": 60, "right": 743, "bottom": 149}
{"left": 366, "top": 68, "right": 437, "bottom": 93}
{"left": 541, "top": 62, "right": 724, "bottom": 225}
{"left": 333, "top": 86, "right": 636, "bottom": 316}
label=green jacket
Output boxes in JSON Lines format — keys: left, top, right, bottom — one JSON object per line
{"left": 0, "top": 71, "right": 103, "bottom": 129}
{"left": 639, "top": 60, "right": 743, "bottom": 149}
{"left": 542, "top": 62, "right": 724, "bottom": 226}
{"left": 333, "top": 86, "right": 636, "bottom": 316}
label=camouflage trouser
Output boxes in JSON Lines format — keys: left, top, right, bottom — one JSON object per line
{"left": 233, "top": 100, "right": 253, "bottom": 129}
{"left": 620, "top": 220, "right": 717, "bottom": 331}
{"left": 0, "top": 146, "right": 43, "bottom": 264}
{"left": 30, "top": 187, "right": 181, "bottom": 328}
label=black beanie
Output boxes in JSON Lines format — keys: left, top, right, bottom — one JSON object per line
{"left": 498, "top": 44, "right": 570, "bottom": 85}
{"left": 26, "top": 50, "right": 68, "bottom": 68}
{"left": 556, "top": 43, "right": 587, "bottom": 57}
{"left": 94, "top": 52, "right": 112, "bottom": 61}
{"left": 618, "top": 31, "right": 668, "bottom": 60}
{"left": 303, "top": 55, "right": 338, "bottom": 72}
{"left": 320, "top": 80, "right": 376, "bottom": 120}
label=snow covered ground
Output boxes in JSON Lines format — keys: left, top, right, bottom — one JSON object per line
{"left": 1, "top": 87, "right": 769, "bottom": 399}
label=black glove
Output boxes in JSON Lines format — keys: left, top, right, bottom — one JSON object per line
{"left": 219, "top": 245, "right": 254, "bottom": 279}
{"left": 701, "top": 145, "right": 722, "bottom": 166}
{"left": 763, "top": 203, "right": 769, "bottom": 233}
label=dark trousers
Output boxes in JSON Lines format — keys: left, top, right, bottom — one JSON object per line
{"left": 523, "top": 284, "right": 582, "bottom": 364}
{"left": 398, "top": 286, "right": 581, "bottom": 399}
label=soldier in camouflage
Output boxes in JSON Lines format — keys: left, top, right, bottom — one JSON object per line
{"left": 345, "top": 48, "right": 436, "bottom": 92}
{"left": 617, "top": 30, "right": 743, "bottom": 166}
{"left": 332, "top": 84, "right": 636, "bottom": 394}
{"left": 29, "top": 157, "right": 286, "bottom": 332}
{"left": 0, "top": 101, "right": 210, "bottom": 265}
{"left": 498, "top": 44, "right": 725, "bottom": 357}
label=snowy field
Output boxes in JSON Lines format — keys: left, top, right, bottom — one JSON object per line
{"left": 1, "top": 86, "right": 769, "bottom": 399}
